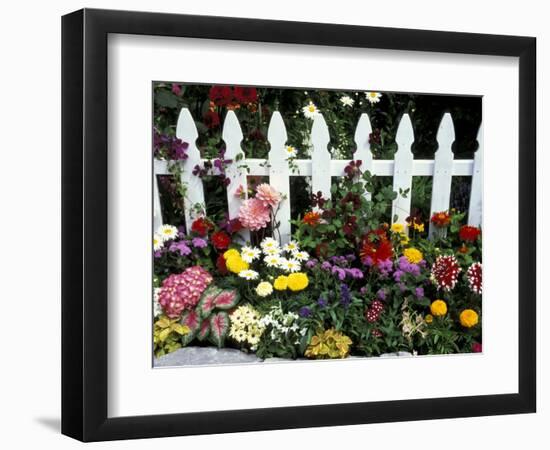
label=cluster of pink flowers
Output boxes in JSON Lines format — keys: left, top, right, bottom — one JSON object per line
{"left": 158, "top": 266, "right": 213, "bottom": 318}
{"left": 238, "top": 184, "right": 281, "bottom": 231}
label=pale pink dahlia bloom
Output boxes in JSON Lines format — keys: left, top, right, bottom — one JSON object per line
{"left": 239, "top": 198, "right": 270, "bottom": 231}
{"left": 158, "top": 266, "right": 213, "bottom": 318}
{"left": 255, "top": 183, "right": 281, "bottom": 208}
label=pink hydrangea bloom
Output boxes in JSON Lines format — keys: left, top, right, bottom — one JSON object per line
{"left": 158, "top": 266, "right": 213, "bottom": 318}
{"left": 239, "top": 198, "right": 270, "bottom": 231}
{"left": 255, "top": 183, "right": 281, "bottom": 208}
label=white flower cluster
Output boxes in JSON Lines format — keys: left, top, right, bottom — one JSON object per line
{"left": 153, "top": 224, "right": 179, "bottom": 251}
{"left": 153, "top": 287, "right": 162, "bottom": 317}
{"left": 229, "top": 305, "right": 265, "bottom": 350}
{"left": 258, "top": 304, "right": 306, "bottom": 346}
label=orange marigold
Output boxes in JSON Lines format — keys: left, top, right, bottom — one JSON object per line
{"left": 303, "top": 211, "right": 321, "bottom": 227}
{"left": 430, "top": 211, "right": 451, "bottom": 228}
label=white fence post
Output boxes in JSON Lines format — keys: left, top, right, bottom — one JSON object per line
{"left": 392, "top": 113, "right": 415, "bottom": 230}
{"left": 353, "top": 113, "right": 374, "bottom": 201}
{"left": 429, "top": 113, "right": 456, "bottom": 238}
{"left": 468, "top": 123, "right": 483, "bottom": 227}
{"left": 267, "top": 111, "right": 291, "bottom": 244}
{"left": 223, "top": 110, "right": 250, "bottom": 243}
{"left": 176, "top": 108, "right": 205, "bottom": 233}
{"left": 311, "top": 113, "right": 332, "bottom": 202}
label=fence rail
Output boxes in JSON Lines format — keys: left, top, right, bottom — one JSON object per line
{"left": 154, "top": 108, "right": 483, "bottom": 244}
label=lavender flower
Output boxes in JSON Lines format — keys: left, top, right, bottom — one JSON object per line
{"left": 321, "top": 261, "right": 332, "bottom": 271}
{"left": 340, "top": 284, "right": 351, "bottom": 308}
{"left": 169, "top": 241, "right": 192, "bottom": 256}
{"left": 415, "top": 287, "right": 425, "bottom": 299}
{"left": 305, "top": 259, "right": 318, "bottom": 269}
{"left": 191, "top": 237, "right": 208, "bottom": 249}
{"left": 377, "top": 259, "right": 393, "bottom": 278}
{"left": 299, "top": 306, "right": 312, "bottom": 318}
{"left": 317, "top": 297, "right": 327, "bottom": 308}
{"left": 376, "top": 289, "right": 387, "bottom": 301}
{"left": 345, "top": 268, "right": 364, "bottom": 279}
{"left": 332, "top": 266, "right": 346, "bottom": 281}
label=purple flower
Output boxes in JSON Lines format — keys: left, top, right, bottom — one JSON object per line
{"left": 317, "top": 297, "right": 327, "bottom": 307}
{"left": 345, "top": 268, "right": 364, "bottom": 279}
{"left": 360, "top": 286, "right": 368, "bottom": 295}
{"left": 332, "top": 266, "right": 346, "bottom": 281}
{"left": 305, "top": 259, "right": 318, "bottom": 269}
{"left": 346, "top": 254, "right": 356, "bottom": 262}
{"left": 321, "top": 261, "right": 332, "bottom": 271}
{"left": 171, "top": 83, "right": 182, "bottom": 95}
{"left": 340, "top": 284, "right": 351, "bottom": 308}
{"left": 154, "top": 250, "right": 163, "bottom": 258}
{"left": 191, "top": 237, "right": 208, "bottom": 248}
{"left": 169, "top": 241, "right": 192, "bottom": 256}
{"left": 299, "top": 306, "right": 312, "bottom": 318}
{"left": 362, "top": 256, "right": 373, "bottom": 267}
{"left": 377, "top": 259, "right": 393, "bottom": 277}
{"left": 415, "top": 287, "right": 425, "bottom": 299}
{"left": 376, "top": 289, "right": 387, "bottom": 301}
{"left": 393, "top": 270, "right": 404, "bottom": 282}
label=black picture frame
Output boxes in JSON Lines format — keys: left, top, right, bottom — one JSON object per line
{"left": 61, "top": 8, "right": 536, "bottom": 442}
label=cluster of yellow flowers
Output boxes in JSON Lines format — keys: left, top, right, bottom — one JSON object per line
{"left": 224, "top": 249, "right": 249, "bottom": 274}
{"left": 428, "top": 300, "right": 479, "bottom": 328}
{"left": 403, "top": 247, "right": 423, "bottom": 264}
{"left": 390, "top": 223, "right": 410, "bottom": 245}
{"left": 273, "top": 273, "right": 309, "bottom": 292}
{"left": 305, "top": 328, "right": 353, "bottom": 359}
{"left": 229, "top": 304, "right": 265, "bottom": 349}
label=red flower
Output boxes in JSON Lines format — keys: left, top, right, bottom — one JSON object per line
{"left": 203, "top": 110, "right": 220, "bottom": 129}
{"left": 209, "top": 85, "right": 233, "bottom": 106}
{"left": 360, "top": 229, "right": 394, "bottom": 265}
{"left": 315, "top": 242, "right": 329, "bottom": 259}
{"left": 303, "top": 211, "right": 321, "bottom": 227}
{"left": 233, "top": 86, "right": 258, "bottom": 104}
{"left": 211, "top": 231, "right": 231, "bottom": 250}
{"left": 459, "top": 225, "right": 481, "bottom": 242}
{"left": 430, "top": 211, "right": 451, "bottom": 228}
{"left": 191, "top": 217, "right": 213, "bottom": 237}
{"left": 216, "top": 253, "right": 228, "bottom": 275}
{"left": 431, "top": 255, "right": 461, "bottom": 291}
{"left": 227, "top": 218, "right": 243, "bottom": 234}
{"left": 471, "top": 342, "right": 482, "bottom": 353}
{"left": 467, "top": 262, "right": 482, "bottom": 294}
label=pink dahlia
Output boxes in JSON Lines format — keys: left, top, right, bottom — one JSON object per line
{"left": 431, "top": 255, "right": 461, "bottom": 291}
{"left": 158, "top": 266, "right": 213, "bottom": 318}
{"left": 238, "top": 198, "right": 270, "bottom": 231}
{"left": 467, "top": 262, "right": 482, "bottom": 294}
{"left": 255, "top": 183, "right": 281, "bottom": 208}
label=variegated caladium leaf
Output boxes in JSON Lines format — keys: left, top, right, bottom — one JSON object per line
{"left": 209, "top": 312, "right": 230, "bottom": 348}
{"left": 180, "top": 309, "right": 201, "bottom": 346}
{"left": 213, "top": 289, "right": 240, "bottom": 310}
{"left": 197, "top": 318, "right": 210, "bottom": 341}
{"left": 197, "top": 286, "right": 222, "bottom": 318}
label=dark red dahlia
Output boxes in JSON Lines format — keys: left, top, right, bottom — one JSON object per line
{"left": 209, "top": 85, "right": 233, "bottom": 106}
{"left": 459, "top": 225, "right": 481, "bottom": 242}
{"left": 211, "top": 231, "right": 231, "bottom": 250}
{"left": 191, "top": 217, "right": 213, "bottom": 237}
{"left": 233, "top": 86, "right": 258, "bottom": 104}
{"left": 203, "top": 110, "right": 220, "bottom": 129}
{"left": 467, "top": 262, "right": 482, "bottom": 294}
{"left": 431, "top": 255, "right": 461, "bottom": 291}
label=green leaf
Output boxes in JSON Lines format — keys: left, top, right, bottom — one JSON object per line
{"left": 155, "top": 90, "right": 178, "bottom": 108}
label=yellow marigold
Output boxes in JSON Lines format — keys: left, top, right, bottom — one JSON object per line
{"left": 223, "top": 248, "right": 240, "bottom": 260}
{"left": 403, "top": 247, "right": 423, "bottom": 264}
{"left": 430, "top": 300, "right": 447, "bottom": 316}
{"left": 225, "top": 255, "right": 249, "bottom": 274}
{"left": 287, "top": 272, "right": 309, "bottom": 291}
{"left": 459, "top": 309, "right": 479, "bottom": 328}
{"left": 425, "top": 314, "right": 433, "bottom": 324}
{"left": 391, "top": 223, "right": 405, "bottom": 234}
{"left": 413, "top": 222, "right": 425, "bottom": 233}
{"left": 273, "top": 275, "right": 288, "bottom": 291}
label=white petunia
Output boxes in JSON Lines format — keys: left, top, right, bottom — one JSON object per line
{"left": 238, "top": 269, "right": 259, "bottom": 281}
{"left": 240, "top": 246, "right": 261, "bottom": 263}
{"left": 365, "top": 92, "right": 382, "bottom": 104}
{"left": 285, "top": 145, "right": 297, "bottom": 158}
{"left": 291, "top": 250, "right": 309, "bottom": 262}
{"left": 283, "top": 240, "right": 299, "bottom": 253}
{"left": 264, "top": 255, "right": 283, "bottom": 268}
{"left": 157, "top": 224, "right": 179, "bottom": 242}
{"left": 340, "top": 95, "right": 355, "bottom": 107}
{"left": 153, "top": 234, "right": 164, "bottom": 251}
{"left": 302, "top": 101, "right": 320, "bottom": 119}
{"left": 279, "top": 258, "right": 301, "bottom": 273}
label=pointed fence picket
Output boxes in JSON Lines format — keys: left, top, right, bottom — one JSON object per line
{"left": 153, "top": 107, "right": 483, "bottom": 244}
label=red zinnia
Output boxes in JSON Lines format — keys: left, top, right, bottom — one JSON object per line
{"left": 211, "top": 231, "right": 231, "bottom": 250}
{"left": 191, "top": 217, "right": 213, "bottom": 237}
{"left": 430, "top": 211, "right": 451, "bottom": 228}
{"left": 303, "top": 211, "right": 321, "bottom": 227}
{"left": 360, "top": 229, "right": 394, "bottom": 265}
{"left": 459, "top": 225, "right": 481, "bottom": 242}
{"left": 209, "top": 85, "right": 233, "bottom": 106}
{"left": 203, "top": 110, "right": 220, "bottom": 129}
{"left": 233, "top": 86, "right": 258, "bottom": 104}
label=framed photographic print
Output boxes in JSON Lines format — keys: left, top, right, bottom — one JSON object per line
{"left": 61, "top": 8, "right": 536, "bottom": 442}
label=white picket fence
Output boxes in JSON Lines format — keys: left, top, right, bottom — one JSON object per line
{"left": 154, "top": 108, "right": 483, "bottom": 244}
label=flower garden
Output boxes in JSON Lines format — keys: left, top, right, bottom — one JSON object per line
{"left": 153, "top": 84, "right": 482, "bottom": 364}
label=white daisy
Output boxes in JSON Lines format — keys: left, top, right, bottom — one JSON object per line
{"left": 157, "top": 224, "right": 178, "bottom": 242}
{"left": 302, "top": 101, "right": 320, "bottom": 119}
{"left": 292, "top": 250, "right": 309, "bottom": 262}
{"left": 153, "top": 234, "right": 164, "bottom": 251}
{"left": 283, "top": 240, "right": 299, "bottom": 253}
{"left": 238, "top": 269, "right": 259, "bottom": 281}
{"left": 340, "top": 95, "right": 355, "bottom": 107}
{"left": 365, "top": 92, "right": 382, "bottom": 104}
{"left": 280, "top": 258, "right": 301, "bottom": 273}
{"left": 240, "top": 246, "right": 261, "bottom": 263}
{"left": 261, "top": 237, "right": 280, "bottom": 252}
{"left": 264, "top": 255, "right": 283, "bottom": 268}
{"left": 264, "top": 247, "right": 282, "bottom": 256}
{"left": 285, "top": 145, "right": 297, "bottom": 158}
